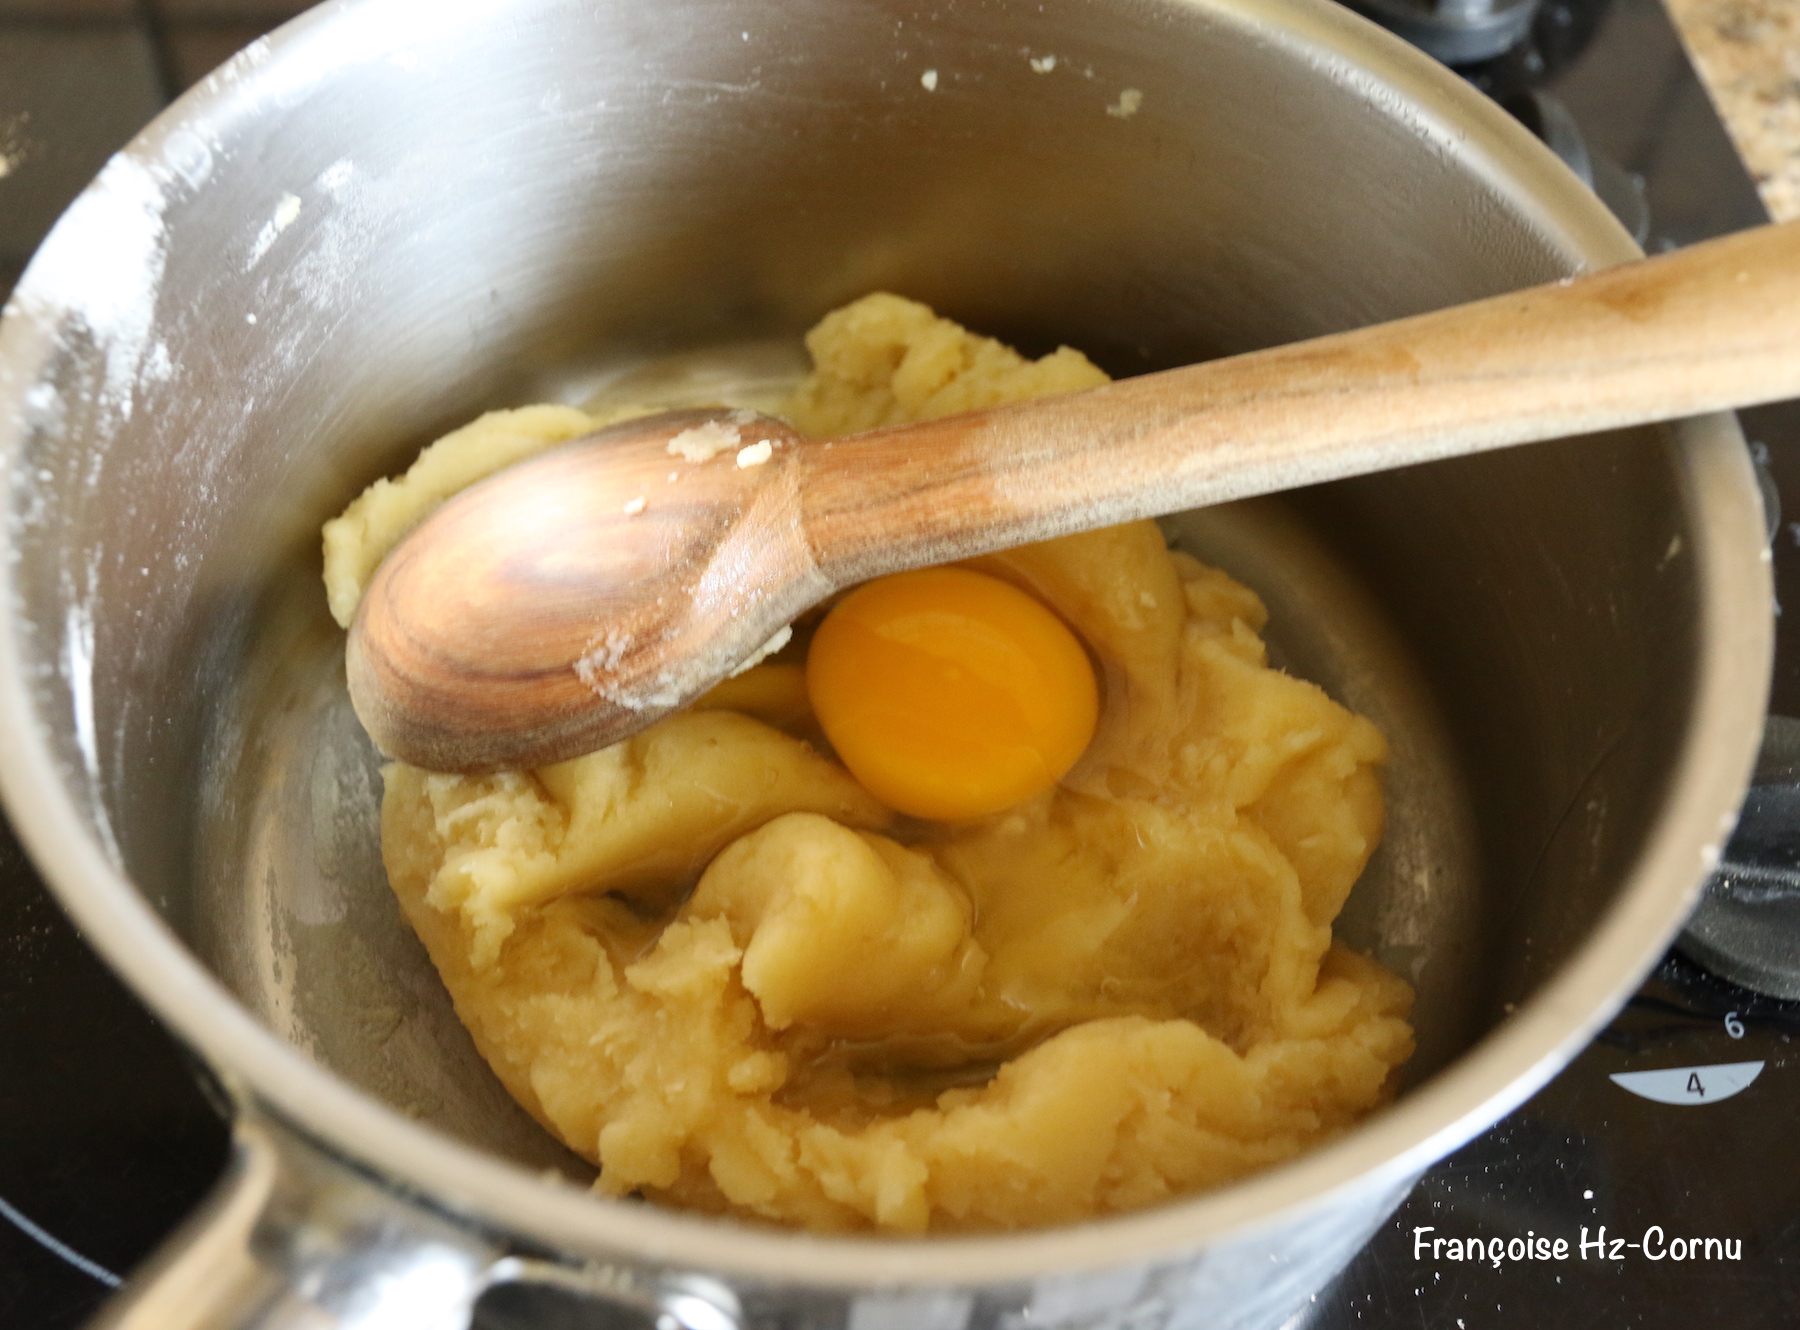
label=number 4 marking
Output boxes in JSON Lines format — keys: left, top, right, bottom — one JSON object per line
{"left": 1611, "top": 1061, "right": 1764, "bottom": 1105}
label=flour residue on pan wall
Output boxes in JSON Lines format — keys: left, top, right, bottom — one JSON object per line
{"left": 2, "top": 150, "right": 178, "bottom": 856}
{"left": 11, "top": 153, "right": 171, "bottom": 429}
{"left": 248, "top": 192, "right": 303, "bottom": 269}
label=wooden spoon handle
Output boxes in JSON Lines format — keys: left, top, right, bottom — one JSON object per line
{"left": 803, "top": 219, "right": 1800, "bottom": 584}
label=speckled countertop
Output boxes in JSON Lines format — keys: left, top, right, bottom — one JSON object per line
{"left": 1666, "top": 0, "right": 1800, "bottom": 220}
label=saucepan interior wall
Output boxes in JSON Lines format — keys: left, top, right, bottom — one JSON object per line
{"left": 4, "top": 0, "right": 1697, "bottom": 1146}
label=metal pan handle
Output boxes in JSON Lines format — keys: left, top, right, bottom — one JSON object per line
{"left": 89, "top": 1102, "right": 740, "bottom": 1330}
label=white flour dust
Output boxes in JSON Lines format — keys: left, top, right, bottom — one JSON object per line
{"left": 12, "top": 153, "right": 171, "bottom": 427}
{"left": 247, "top": 192, "right": 303, "bottom": 269}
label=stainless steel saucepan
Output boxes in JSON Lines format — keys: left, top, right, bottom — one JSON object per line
{"left": 0, "top": 0, "right": 1769, "bottom": 1326}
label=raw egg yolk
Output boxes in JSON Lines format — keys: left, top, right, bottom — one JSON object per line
{"left": 805, "top": 567, "right": 1099, "bottom": 821}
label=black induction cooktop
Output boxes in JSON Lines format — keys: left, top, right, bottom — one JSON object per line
{"left": 2, "top": 1, "right": 1797, "bottom": 1326}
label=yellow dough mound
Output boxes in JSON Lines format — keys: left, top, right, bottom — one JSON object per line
{"left": 357, "top": 293, "right": 1414, "bottom": 1233}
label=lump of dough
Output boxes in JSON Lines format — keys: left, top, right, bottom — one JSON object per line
{"left": 388, "top": 711, "right": 891, "bottom": 968}
{"left": 363, "top": 291, "right": 1414, "bottom": 1234}
{"left": 687, "top": 813, "right": 985, "bottom": 1035}
{"left": 783, "top": 291, "right": 1110, "bottom": 435}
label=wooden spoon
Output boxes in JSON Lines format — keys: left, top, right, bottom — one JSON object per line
{"left": 348, "top": 218, "right": 1800, "bottom": 773}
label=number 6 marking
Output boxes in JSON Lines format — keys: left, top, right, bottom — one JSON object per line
{"left": 1725, "top": 1011, "right": 1745, "bottom": 1039}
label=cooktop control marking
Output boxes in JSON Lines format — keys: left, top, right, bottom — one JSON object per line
{"left": 1609, "top": 1060, "right": 1765, "bottom": 1105}
{"left": 0, "top": 1194, "right": 121, "bottom": 1287}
